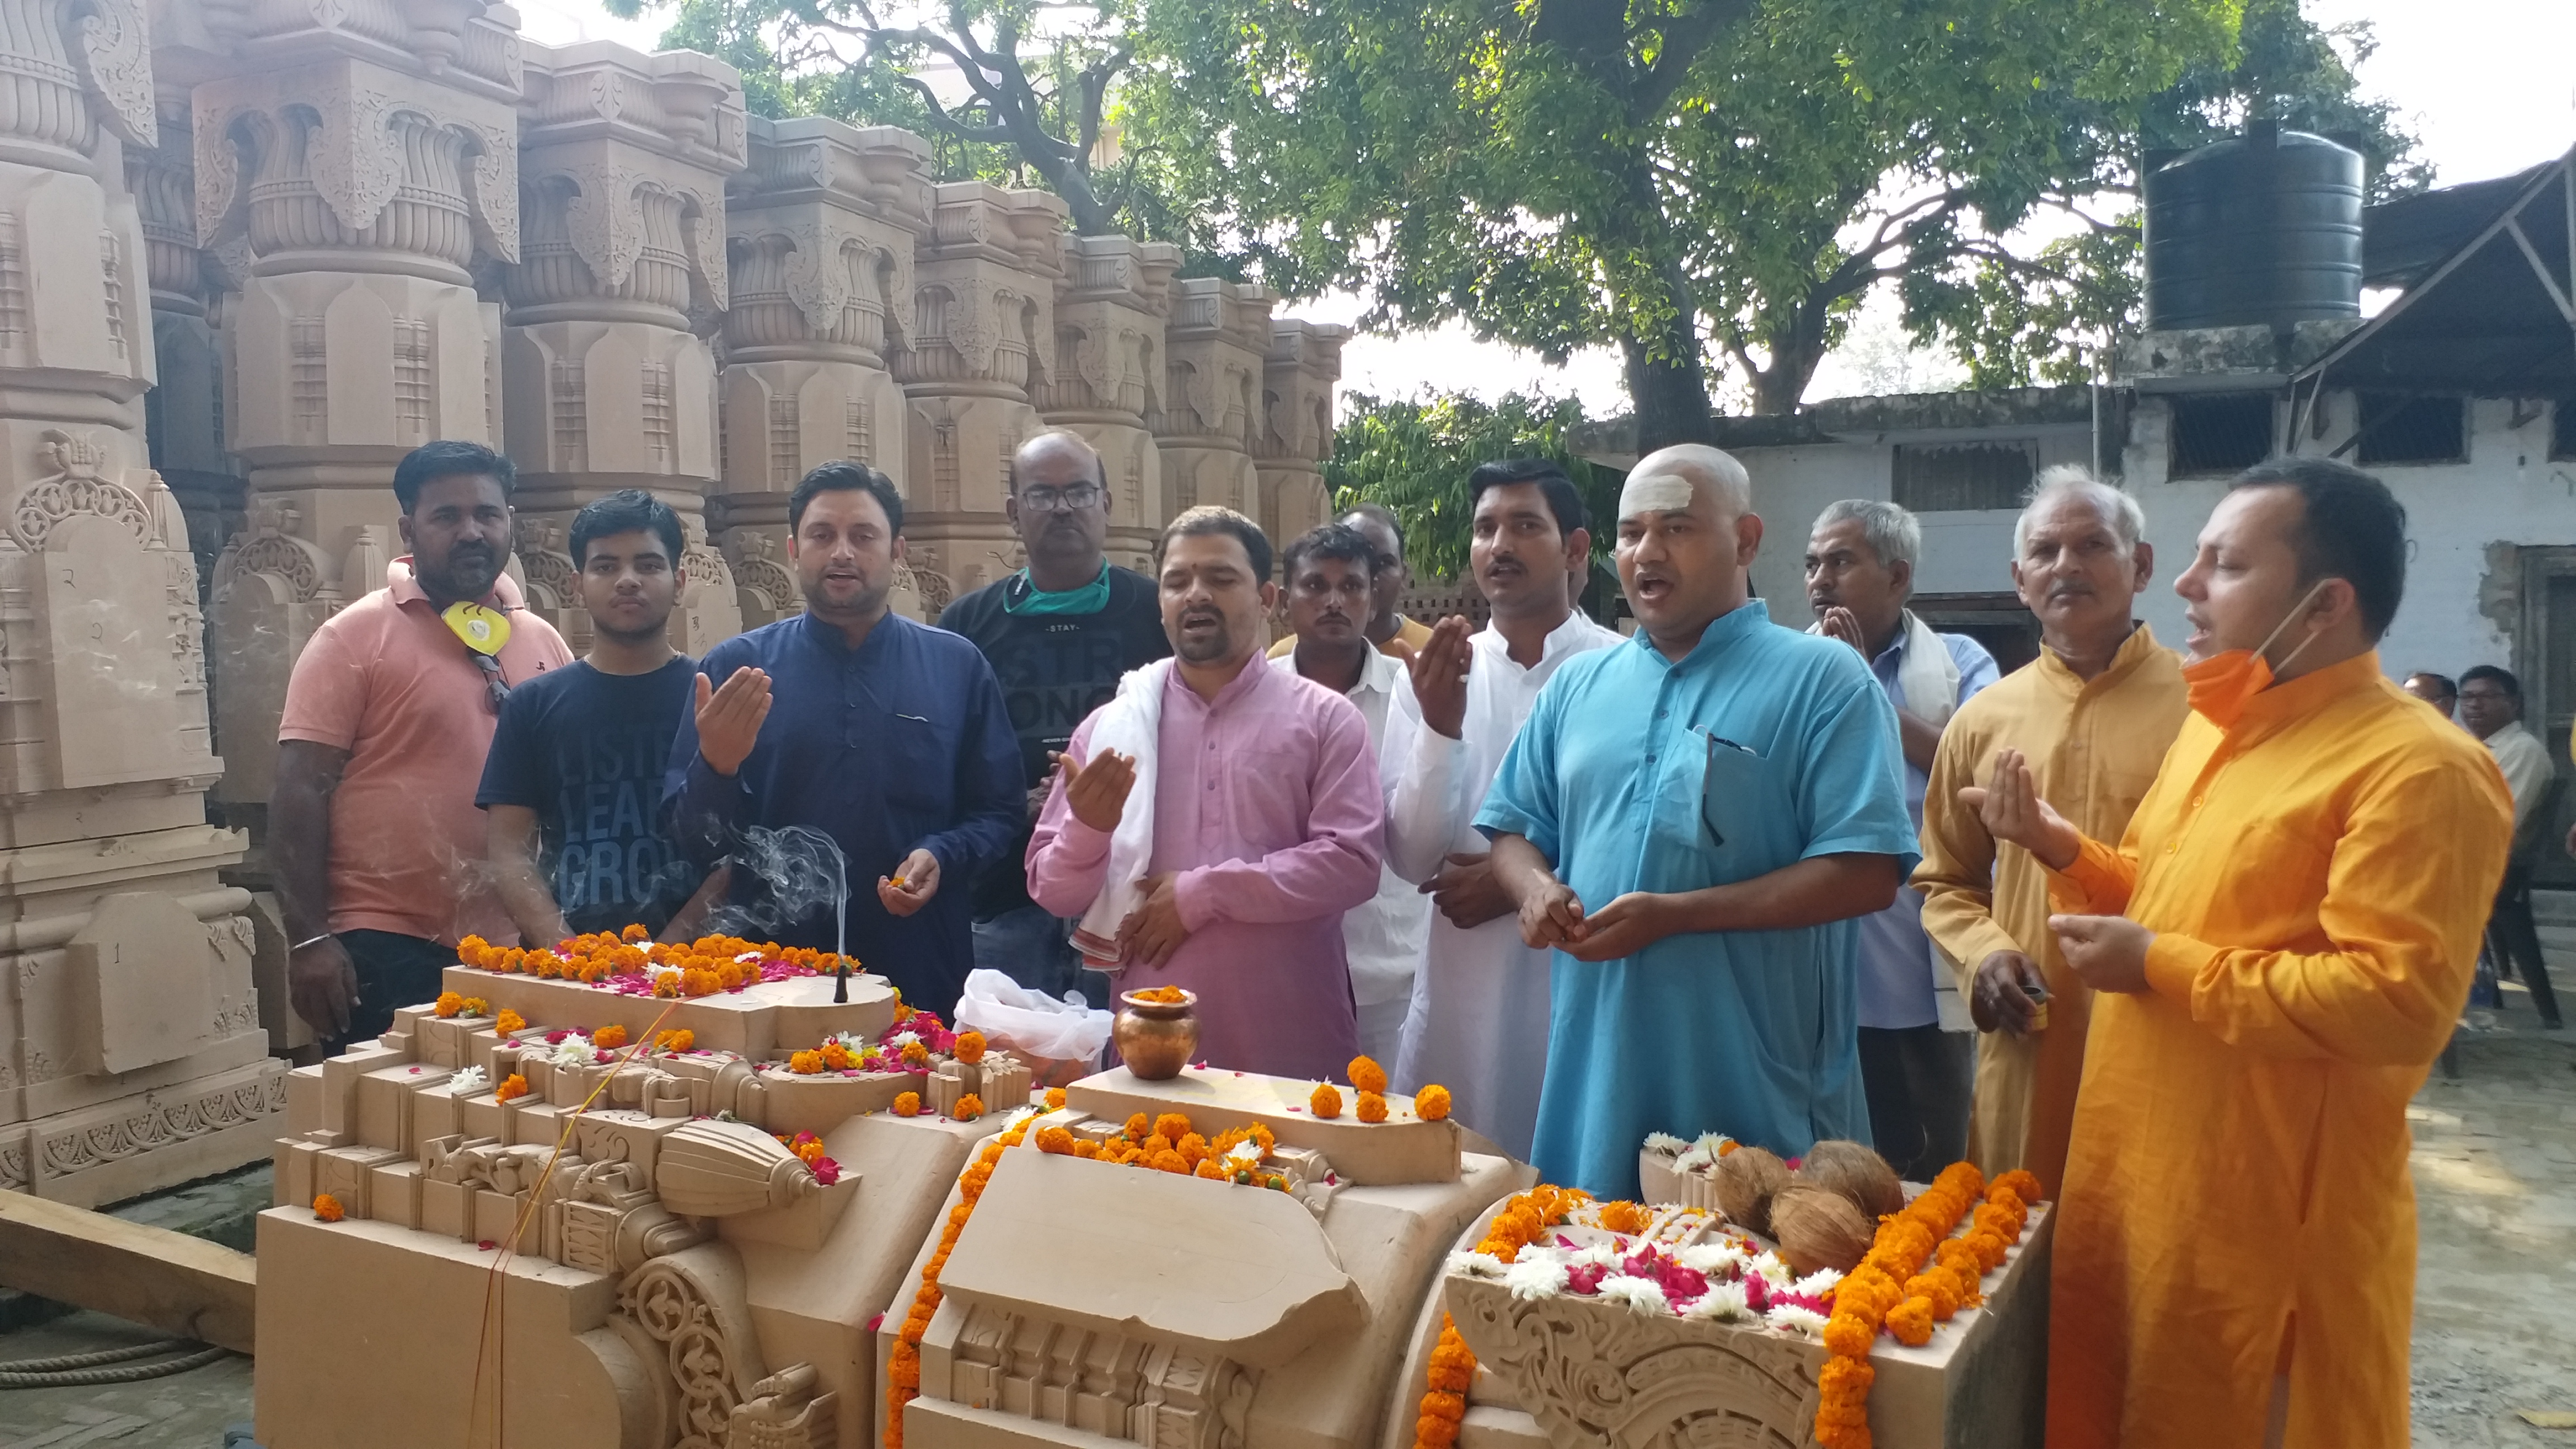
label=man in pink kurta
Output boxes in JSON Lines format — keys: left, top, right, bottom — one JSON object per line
{"left": 1026, "top": 507, "right": 1384, "bottom": 1079}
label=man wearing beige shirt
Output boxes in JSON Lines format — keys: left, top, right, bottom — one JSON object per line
{"left": 2460, "top": 664, "right": 2561, "bottom": 1028}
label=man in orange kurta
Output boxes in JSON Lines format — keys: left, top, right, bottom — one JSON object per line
{"left": 1963, "top": 458, "right": 2509, "bottom": 1449}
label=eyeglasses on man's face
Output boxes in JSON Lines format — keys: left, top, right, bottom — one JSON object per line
{"left": 1019, "top": 482, "right": 1102, "bottom": 513}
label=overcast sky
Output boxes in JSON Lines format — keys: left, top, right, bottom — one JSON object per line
{"left": 527, "top": 0, "right": 2576, "bottom": 412}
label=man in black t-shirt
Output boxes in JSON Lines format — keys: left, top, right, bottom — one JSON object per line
{"left": 479, "top": 490, "right": 714, "bottom": 943}
{"left": 940, "top": 432, "right": 1169, "bottom": 1000}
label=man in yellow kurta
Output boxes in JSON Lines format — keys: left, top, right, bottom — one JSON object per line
{"left": 1916, "top": 470, "right": 2187, "bottom": 1197}
{"left": 1964, "top": 458, "right": 2509, "bottom": 1449}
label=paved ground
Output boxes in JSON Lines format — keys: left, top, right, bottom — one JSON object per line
{"left": 2, "top": 987, "right": 2570, "bottom": 1448}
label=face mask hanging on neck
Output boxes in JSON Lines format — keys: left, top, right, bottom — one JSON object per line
{"left": 2180, "top": 579, "right": 2331, "bottom": 728}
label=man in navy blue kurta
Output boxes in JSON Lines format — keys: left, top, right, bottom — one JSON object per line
{"left": 1480, "top": 445, "right": 1917, "bottom": 1198}
{"left": 665, "top": 465, "right": 1021, "bottom": 1016}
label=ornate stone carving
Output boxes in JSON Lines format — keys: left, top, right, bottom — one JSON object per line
{"left": 619, "top": 1246, "right": 770, "bottom": 1449}
{"left": 31, "top": 1069, "right": 290, "bottom": 1187}
{"left": 70, "top": 0, "right": 155, "bottom": 149}
{"left": 726, "top": 1364, "right": 836, "bottom": 1449}
{"left": 1445, "top": 1275, "right": 1824, "bottom": 1449}
{"left": 10, "top": 431, "right": 150, "bottom": 551}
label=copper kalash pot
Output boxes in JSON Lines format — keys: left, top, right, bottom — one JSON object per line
{"left": 1113, "top": 987, "right": 1199, "bottom": 1080}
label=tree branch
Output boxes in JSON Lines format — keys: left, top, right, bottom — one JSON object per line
{"left": 891, "top": 73, "right": 1019, "bottom": 145}
{"left": 1633, "top": 0, "right": 1758, "bottom": 120}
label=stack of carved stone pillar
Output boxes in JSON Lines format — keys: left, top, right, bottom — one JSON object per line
{"left": 0, "top": 4, "right": 1348, "bottom": 1206}
{"left": 0, "top": 0, "right": 282, "bottom": 1205}
{"left": 503, "top": 39, "right": 742, "bottom": 657}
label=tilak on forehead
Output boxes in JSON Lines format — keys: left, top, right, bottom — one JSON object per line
{"left": 1618, "top": 467, "right": 1700, "bottom": 522}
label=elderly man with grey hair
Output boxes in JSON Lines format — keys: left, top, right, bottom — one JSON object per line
{"left": 1802, "top": 496, "right": 2000, "bottom": 1180}
{"left": 1911, "top": 465, "right": 2190, "bottom": 1193}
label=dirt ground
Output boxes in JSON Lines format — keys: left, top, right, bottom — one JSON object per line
{"left": 1, "top": 1004, "right": 2569, "bottom": 1448}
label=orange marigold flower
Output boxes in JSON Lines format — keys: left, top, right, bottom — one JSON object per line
{"left": 954, "top": 1094, "right": 985, "bottom": 1121}
{"left": 1124, "top": 1112, "right": 1151, "bottom": 1141}
{"left": 1414, "top": 1084, "right": 1452, "bottom": 1121}
{"left": 494, "top": 1008, "right": 526, "bottom": 1036}
{"left": 1903, "top": 1272, "right": 1960, "bottom": 1320}
{"left": 901, "top": 1040, "right": 930, "bottom": 1067}
{"left": 1072, "top": 1140, "right": 1101, "bottom": 1159}
{"left": 1045, "top": 1087, "right": 1067, "bottom": 1111}
{"left": 1964, "top": 1228, "right": 2009, "bottom": 1272}
{"left": 593, "top": 1024, "right": 629, "bottom": 1050}
{"left": 1348, "top": 1055, "right": 1388, "bottom": 1094}
{"left": 1357, "top": 1091, "right": 1389, "bottom": 1124}
{"left": 1310, "top": 1082, "right": 1343, "bottom": 1119}
{"left": 1194, "top": 1158, "right": 1226, "bottom": 1180}
{"left": 822, "top": 1041, "right": 855, "bottom": 1071}
{"left": 460, "top": 997, "right": 488, "bottom": 1017}
{"left": 433, "top": 992, "right": 465, "bottom": 1019}
{"left": 1153, "top": 1112, "right": 1191, "bottom": 1143}
{"left": 494, "top": 1073, "right": 529, "bottom": 1104}
{"left": 789, "top": 1050, "right": 825, "bottom": 1074}
{"left": 1597, "top": 1199, "right": 1651, "bottom": 1235}
{"left": 1176, "top": 1132, "right": 1210, "bottom": 1166}
{"left": 1140, "top": 1133, "right": 1175, "bottom": 1156}
{"left": 1822, "top": 1307, "right": 1877, "bottom": 1359}
{"left": 312, "top": 1192, "right": 345, "bottom": 1223}
{"left": 1036, "top": 1126, "right": 1076, "bottom": 1155}
{"left": 1884, "top": 1296, "right": 1935, "bottom": 1347}
{"left": 954, "top": 1030, "right": 987, "bottom": 1064}
{"left": 656, "top": 1029, "right": 694, "bottom": 1053}
{"left": 894, "top": 1090, "right": 922, "bottom": 1117}
{"left": 1150, "top": 1149, "right": 1188, "bottom": 1174}
{"left": 621, "top": 922, "right": 649, "bottom": 941}
{"left": 1131, "top": 984, "right": 1187, "bottom": 1003}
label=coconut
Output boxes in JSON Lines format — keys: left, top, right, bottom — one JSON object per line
{"left": 1794, "top": 1139, "right": 1905, "bottom": 1220}
{"left": 1769, "top": 1186, "right": 1875, "bottom": 1276}
{"left": 1712, "top": 1144, "right": 1791, "bottom": 1236}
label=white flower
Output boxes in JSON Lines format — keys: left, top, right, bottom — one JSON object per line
{"left": 1676, "top": 1241, "right": 1749, "bottom": 1277}
{"left": 1226, "top": 1139, "right": 1264, "bottom": 1165}
{"left": 1446, "top": 1251, "right": 1508, "bottom": 1280}
{"left": 889, "top": 1029, "right": 921, "bottom": 1049}
{"left": 735, "top": 950, "right": 765, "bottom": 964}
{"left": 1502, "top": 1255, "right": 1569, "bottom": 1301}
{"left": 1642, "top": 1131, "right": 1687, "bottom": 1155}
{"left": 448, "top": 1066, "right": 488, "bottom": 1096}
{"left": 1792, "top": 1268, "right": 1845, "bottom": 1299}
{"left": 1764, "top": 1304, "right": 1830, "bottom": 1336}
{"left": 1674, "top": 1133, "right": 1738, "bottom": 1174}
{"left": 1749, "top": 1253, "right": 1796, "bottom": 1287}
{"left": 1566, "top": 1241, "right": 1621, "bottom": 1269}
{"left": 1681, "top": 1280, "right": 1752, "bottom": 1322}
{"left": 1599, "top": 1275, "right": 1671, "bottom": 1317}
{"left": 551, "top": 1037, "right": 595, "bottom": 1068}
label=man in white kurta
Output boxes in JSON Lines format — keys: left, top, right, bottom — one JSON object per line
{"left": 1390, "top": 462, "right": 1621, "bottom": 1159}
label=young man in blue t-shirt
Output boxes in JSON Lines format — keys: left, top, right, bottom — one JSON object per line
{"left": 478, "top": 490, "right": 716, "bottom": 944}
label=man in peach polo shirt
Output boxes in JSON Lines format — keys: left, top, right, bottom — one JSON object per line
{"left": 274, "top": 441, "right": 572, "bottom": 1049}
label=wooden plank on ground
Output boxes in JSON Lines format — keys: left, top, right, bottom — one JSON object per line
{"left": 0, "top": 1188, "right": 255, "bottom": 1353}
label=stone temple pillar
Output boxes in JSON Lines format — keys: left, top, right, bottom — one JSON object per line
{"left": 717, "top": 115, "right": 932, "bottom": 628}
{"left": 504, "top": 40, "right": 745, "bottom": 656}
{"left": 191, "top": 6, "right": 524, "bottom": 828}
{"left": 0, "top": 0, "right": 286, "bottom": 1204}
{"left": 1155, "top": 276, "right": 1276, "bottom": 541}
{"left": 131, "top": 93, "right": 237, "bottom": 588}
{"left": 1040, "top": 234, "right": 1180, "bottom": 575}
{"left": 887, "top": 179, "right": 1067, "bottom": 615}
{"left": 1256, "top": 318, "right": 1351, "bottom": 547}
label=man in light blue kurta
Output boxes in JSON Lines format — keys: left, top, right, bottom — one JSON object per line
{"left": 1479, "top": 445, "right": 1918, "bottom": 1199}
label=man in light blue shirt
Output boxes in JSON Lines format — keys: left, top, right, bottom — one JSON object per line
{"left": 1480, "top": 446, "right": 1919, "bottom": 1199}
{"left": 1806, "top": 499, "right": 1999, "bottom": 1181}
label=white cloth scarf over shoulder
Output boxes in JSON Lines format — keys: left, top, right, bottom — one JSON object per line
{"left": 1809, "top": 609, "right": 1961, "bottom": 724}
{"left": 1069, "top": 659, "right": 1171, "bottom": 968}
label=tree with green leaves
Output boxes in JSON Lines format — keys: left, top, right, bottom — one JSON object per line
{"left": 607, "top": 0, "right": 1186, "bottom": 241}
{"left": 1130, "top": 0, "right": 2246, "bottom": 439}
{"left": 1325, "top": 390, "right": 1621, "bottom": 593}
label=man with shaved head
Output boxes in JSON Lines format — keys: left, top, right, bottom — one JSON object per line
{"left": 1476, "top": 443, "right": 1918, "bottom": 1197}
{"left": 942, "top": 432, "right": 1169, "bottom": 1002}
{"left": 1914, "top": 467, "right": 2189, "bottom": 1194}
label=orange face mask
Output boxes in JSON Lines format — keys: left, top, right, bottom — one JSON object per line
{"left": 2180, "top": 579, "right": 2330, "bottom": 728}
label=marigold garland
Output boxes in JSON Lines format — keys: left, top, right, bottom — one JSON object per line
{"left": 1811, "top": 1162, "right": 2037, "bottom": 1449}
{"left": 1407, "top": 1185, "right": 1588, "bottom": 1449}
{"left": 1033, "top": 1110, "right": 1291, "bottom": 1190}
{"left": 457, "top": 931, "right": 851, "bottom": 994}
{"left": 886, "top": 1114, "right": 1033, "bottom": 1448}
{"left": 311, "top": 1193, "right": 344, "bottom": 1223}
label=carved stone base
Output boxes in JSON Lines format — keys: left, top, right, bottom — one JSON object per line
{"left": 1, "top": 1056, "right": 288, "bottom": 1208}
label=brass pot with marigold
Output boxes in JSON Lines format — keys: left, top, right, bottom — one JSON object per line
{"left": 1113, "top": 985, "right": 1198, "bottom": 1081}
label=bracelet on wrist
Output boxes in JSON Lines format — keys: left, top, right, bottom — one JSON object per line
{"left": 289, "top": 933, "right": 334, "bottom": 953}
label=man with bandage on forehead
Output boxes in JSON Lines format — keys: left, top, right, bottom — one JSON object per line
{"left": 1476, "top": 444, "right": 1918, "bottom": 1198}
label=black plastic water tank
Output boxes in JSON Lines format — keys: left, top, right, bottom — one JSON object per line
{"left": 2143, "top": 122, "right": 2363, "bottom": 332}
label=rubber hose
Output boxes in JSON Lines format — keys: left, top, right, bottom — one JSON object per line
{"left": 0, "top": 1343, "right": 232, "bottom": 1388}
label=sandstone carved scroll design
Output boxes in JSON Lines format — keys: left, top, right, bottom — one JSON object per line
{"left": 1445, "top": 1275, "right": 1825, "bottom": 1449}
{"left": 10, "top": 432, "right": 149, "bottom": 552}
{"left": 725, "top": 1363, "right": 836, "bottom": 1449}
{"left": 35, "top": 1071, "right": 290, "bottom": 1184}
{"left": 70, "top": 0, "right": 156, "bottom": 149}
{"left": 619, "top": 1246, "right": 770, "bottom": 1449}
